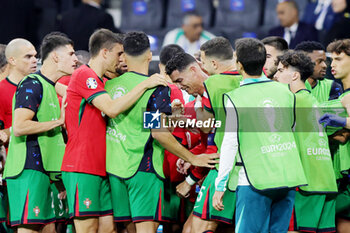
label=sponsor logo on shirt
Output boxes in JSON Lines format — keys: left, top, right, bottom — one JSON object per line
{"left": 86, "top": 77, "right": 98, "bottom": 89}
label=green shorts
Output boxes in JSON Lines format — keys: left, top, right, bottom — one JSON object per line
{"left": 193, "top": 169, "right": 235, "bottom": 224}
{"left": 109, "top": 171, "right": 165, "bottom": 222}
{"left": 336, "top": 182, "right": 350, "bottom": 220}
{"left": 6, "top": 169, "right": 55, "bottom": 226}
{"left": 162, "top": 180, "right": 194, "bottom": 223}
{"left": 62, "top": 172, "right": 112, "bottom": 218}
{"left": 289, "top": 191, "right": 336, "bottom": 232}
{"left": 50, "top": 183, "right": 69, "bottom": 222}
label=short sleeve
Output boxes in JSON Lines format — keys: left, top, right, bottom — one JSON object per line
{"left": 147, "top": 86, "right": 172, "bottom": 115}
{"left": 15, "top": 77, "right": 43, "bottom": 113}
{"left": 74, "top": 68, "right": 107, "bottom": 104}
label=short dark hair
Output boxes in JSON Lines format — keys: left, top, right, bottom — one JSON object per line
{"left": 40, "top": 32, "right": 73, "bottom": 62}
{"left": 200, "top": 37, "right": 233, "bottom": 61}
{"left": 123, "top": 31, "right": 150, "bottom": 56}
{"left": 262, "top": 36, "right": 288, "bottom": 51}
{"left": 295, "top": 41, "right": 325, "bottom": 53}
{"left": 0, "top": 44, "right": 7, "bottom": 70}
{"left": 278, "top": 50, "right": 314, "bottom": 82}
{"left": 165, "top": 52, "right": 196, "bottom": 75}
{"left": 89, "top": 29, "right": 122, "bottom": 58}
{"left": 327, "top": 39, "right": 350, "bottom": 56}
{"left": 283, "top": 0, "right": 299, "bottom": 12}
{"left": 235, "top": 38, "right": 266, "bottom": 76}
{"left": 183, "top": 11, "right": 202, "bottom": 25}
{"left": 159, "top": 44, "right": 184, "bottom": 65}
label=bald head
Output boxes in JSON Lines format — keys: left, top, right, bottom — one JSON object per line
{"left": 5, "top": 39, "right": 35, "bottom": 59}
{"left": 276, "top": 0, "right": 299, "bottom": 27}
{"left": 5, "top": 38, "right": 37, "bottom": 77}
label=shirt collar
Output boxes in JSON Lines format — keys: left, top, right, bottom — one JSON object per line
{"left": 241, "top": 74, "right": 270, "bottom": 86}
{"left": 36, "top": 71, "right": 55, "bottom": 86}
{"left": 85, "top": 1, "right": 101, "bottom": 9}
{"left": 286, "top": 22, "right": 298, "bottom": 33}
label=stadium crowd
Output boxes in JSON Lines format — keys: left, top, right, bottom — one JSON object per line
{"left": 0, "top": 0, "right": 350, "bottom": 233}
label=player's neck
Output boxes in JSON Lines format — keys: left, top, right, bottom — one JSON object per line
{"left": 242, "top": 73, "right": 261, "bottom": 80}
{"left": 127, "top": 62, "right": 149, "bottom": 76}
{"left": 40, "top": 63, "right": 63, "bottom": 83}
{"left": 88, "top": 59, "right": 106, "bottom": 78}
{"left": 8, "top": 69, "right": 27, "bottom": 84}
{"left": 307, "top": 77, "right": 317, "bottom": 88}
{"left": 341, "top": 74, "right": 350, "bottom": 90}
{"left": 290, "top": 81, "right": 306, "bottom": 94}
{"left": 216, "top": 64, "right": 236, "bottom": 74}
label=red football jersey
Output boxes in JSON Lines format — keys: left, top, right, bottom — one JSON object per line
{"left": 61, "top": 65, "right": 108, "bottom": 176}
{"left": 0, "top": 78, "right": 17, "bottom": 129}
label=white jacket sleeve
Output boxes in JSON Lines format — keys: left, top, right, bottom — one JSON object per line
{"left": 215, "top": 99, "right": 239, "bottom": 192}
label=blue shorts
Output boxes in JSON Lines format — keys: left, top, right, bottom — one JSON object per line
{"left": 235, "top": 185, "right": 295, "bottom": 233}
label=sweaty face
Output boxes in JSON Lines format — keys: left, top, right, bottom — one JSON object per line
{"left": 169, "top": 67, "right": 204, "bottom": 96}
{"left": 15, "top": 45, "right": 37, "bottom": 76}
{"left": 200, "top": 51, "right": 215, "bottom": 75}
{"left": 56, "top": 44, "right": 78, "bottom": 75}
{"left": 276, "top": 3, "right": 298, "bottom": 27}
{"left": 308, "top": 50, "right": 327, "bottom": 80}
{"left": 116, "top": 52, "right": 128, "bottom": 75}
{"left": 274, "top": 62, "right": 294, "bottom": 84}
{"left": 264, "top": 45, "right": 282, "bottom": 79}
{"left": 106, "top": 43, "right": 124, "bottom": 74}
{"left": 331, "top": 52, "right": 350, "bottom": 80}
{"left": 182, "top": 16, "right": 204, "bottom": 42}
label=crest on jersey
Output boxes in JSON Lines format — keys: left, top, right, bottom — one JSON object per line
{"left": 86, "top": 77, "right": 98, "bottom": 89}
{"left": 84, "top": 198, "right": 92, "bottom": 209}
{"left": 33, "top": 206, "right": 40, "bottom": 217}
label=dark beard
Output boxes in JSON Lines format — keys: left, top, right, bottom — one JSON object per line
{"left": 116, "top": 68, "right": 126, "bottom": 76}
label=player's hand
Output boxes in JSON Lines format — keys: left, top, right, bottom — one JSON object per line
{"left": 144, "top": 74, "right": 168, "bottom": 89}
{"left": 176, "top": 180, "right": 192, "bottom": 198}
{"left": 171, "top": 99, "right": 184, "bottom": 116}
{"left": 190, "top": 153, "right": 219, "bottom": 168}
{"left": 58, "top": 190, "right": 67, "bottom": 200}
{"left": 0, "top": 130, "right": 8, "bottom": 145}
{"left": 319, "top": 113, "right": 346, "bottom": 128}
{"left": 212, "top": 191, "right": 224, "bottom": 211}
{"left": 176, "top": 159, "right": 191, "bottom": 175}
{"left": 58, "top": 95, "right": 67, "bottom": 126}
{"left": 331, "top": 129, "right": 350, "bottom": 144}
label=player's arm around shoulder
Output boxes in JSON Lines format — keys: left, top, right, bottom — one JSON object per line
{"left": 92, "top": 73, "right": 168, "bottom": 118}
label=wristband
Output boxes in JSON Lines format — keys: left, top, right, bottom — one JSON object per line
{"left": 185, "top": 175, "right": 196, "bottom": 186}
